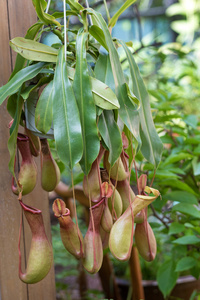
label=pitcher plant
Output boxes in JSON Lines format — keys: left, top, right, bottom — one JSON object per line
{"left": 0, "top": 0, "right": 163, "bottom": 285}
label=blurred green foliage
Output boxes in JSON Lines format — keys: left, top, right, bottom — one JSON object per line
{"left": 166, "top": 0, "right": 200, "bottom": 45}
{"left": 127, "top": 34, "right": 200, "bottom": 299}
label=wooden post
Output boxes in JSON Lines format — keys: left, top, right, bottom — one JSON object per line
{"left": 0, "top": 1, "right": 56, "bottom": 299}
{"left": 98, "top": 254, "right": 122, "bottom": 300}
{"left": 129, "top": 246, "right": 145, "bottom": 300}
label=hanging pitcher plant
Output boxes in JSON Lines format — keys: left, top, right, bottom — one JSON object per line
{"left": 0, "top": 0, "right": 163, "bottom": 284}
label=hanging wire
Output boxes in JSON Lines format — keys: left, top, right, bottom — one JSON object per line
{"left": 85, "top": 0, "right": 93, "bottom": 26}
{"left": 63, "top": 0, "right": 67, "bottom": 61}
{"left": 45, "top": 0, "right": 51, "bottom": 13}
{"left": 38, "top": 0, "right": 52, "bottom": 42}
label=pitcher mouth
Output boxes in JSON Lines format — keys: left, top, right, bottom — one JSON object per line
{"left": 17, "top": 133, "right": 29, "bottom": 142}
{"left": 19, "top": 200, "right": 41, "bottom": 214}
{"left": 56, "top": 208, "right": 70, "bottom": 218}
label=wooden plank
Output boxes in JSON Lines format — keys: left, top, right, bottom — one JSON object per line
{"left": 7, "top": 0, "right": 38, "bottom": 66}
{"left": 0, "top": 0, "right": 12, "bottom": 85}
{"left": 129, "top": 247, "right": 145, "bottom": 300}
{"left": 21, "top": 158, "right": 56, "bottom": 300}
{"left": 0, "top": 0, "right": 56, "bottom": 299}
{"left": 98, "top": 254, "right": 122, "bottom": 300}
{"left": 0, "top": 110, "right": 28, "bottom": 300}
{"left": 0, "top": 0, "right": 27, "bottom": 298}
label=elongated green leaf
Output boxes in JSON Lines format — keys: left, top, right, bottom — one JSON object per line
{"left": 165, "top": 191, "right": 198, "bottom": 205}
{"left": 175, "top": 257, "right": 197, "bottom": 272}
{"left": 10, "top": 38, "right": 58, "bottom": 63}
{"left": 21, "top": 85, "right": 35, "bottom": 100}
{"left": 52, "top": 47, "right": 83, "bottom": 169}
{"left": 25, "top": 90, "right": 54, "bottom": 138}
{"left": 52, "top": 10, "right": 78, "bottom": 18}
{"left": 157, "top": 260, "right": 179, "bottom": 298}
{"left": 152, "top": 170, "right": 179, "bottom": 179}
{"left": 33, "top": 0, "right": 46, "bottom": 10}
{"left": 0, "top": 62, "right": 46, "bottom": 105}
{"left": 125, "top": 82, "right": 140, "bottom": 107}
{"left": 169, "top": 222, "right": 185, "bottom": 235}
{"left": 184, "top": 115, "right": 198, "bottom": 129}
{"left": 154, "top": 114, "right": 181, "bottom": 123}
{"left": 7, "top": 22, "right": 43, "bottom": 124}
{"left": 35, "top": 81, "right": 53, "bottom": 133}
{"left": 94, "top": 53, "right": 122, "bottom": 166}
{"left": 21, "top": 76, "right": 52, "bottom": 100}
{"left": 8, "top": 96, "right": 24, "bottom": 176}
{"left": 159, "top": 179, "right": 198, "bottom": 196}
{"left": 9, "top": 36, "right": 120, "bottom": 110}
{"left": 166, "top": 166, "right": 185, "bottom": 175}
{"left": 32, "top": 0, "right": 61, "bottom": 28}
{"left": 118, "top": 82, "right": 141, "bottom": 147}
{"left": 172, "top": 203, "right": 200, "bottom": 219}
{"left": 90, "top": 77, "right": 120, "bottom": 109}
{"left": 118, "top": 40, "right": 163, "bottom": 167}
{"left": 94, "top": 53, "right": 115, "bottom": 92}
{"left": 9, "top": 22, "right": 43, "bottom": 79}
{"left": 161, "top": 152, "right": 193, "bottom": 167}
{"left": 26, "top": 22, "right": 43, "bottom": 39}
{"left": 89, "top": 25, "right": 109, "bottom": 51}
{"left": 7, "top": 94, "right": 18, "bottom": 119}
{"left": 194, "top": 144, "right": 200, "bottom": 155}
{"left": 68, "top": 66, "right": 119, "bottom": 110}
{"left": 185, "top": 135, "right": 200, "bottom": 145}
{"left": 192, "top": 157, "right": 200, "bottom": 176}
{"left": 98, "top": 111, "right": 123, "bottom": 166}
{"left": 173, "top": 235, "right": 200, "bottom": 245}
{"left": 73, "top": 31, "right": 100, "bottom": 174}
{"left": 65, "top": 0, "right": 83, "bottom": 11}
{"left": 109, "top": 0, "right": 137, "bottom": 28}
{"left": 89, "top": 9, "right": 141, "bottom": 149}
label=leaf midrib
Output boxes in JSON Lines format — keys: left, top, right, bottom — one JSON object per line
{"left": 12, "top": 43, "right": 58, "bottom": 56}
{"left": 78, "top": 34, "right": 87, "bottom": 172}
{"left": 94, "top": 13, "right": 136, "bottom": 140}
{"left": 121, "top": 41, "right": 155, "bottom": 165}
{"left": 61, "top": 53, "right": 73, "bottom": 169}
{"left": 42, "top": 85, "right": 53, "bottom": 132}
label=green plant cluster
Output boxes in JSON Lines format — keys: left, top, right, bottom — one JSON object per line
{"left": 129, "top": 40, "right": 200, "bottom": 298}
{"left": 0, "top": 0, "right": 164, "bottom": 294}
{"left": 1, "top": 0, "right": 200, "bottom": 298}
{"left": 0, "top": 0, "right": 163, "bottom": 179}
{"left": 49, "top": 1, "right": 200, "bottom": 298}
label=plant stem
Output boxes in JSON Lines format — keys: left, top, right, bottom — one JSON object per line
{"left": 71, "top": 169, "right": 83, "bottom": 255}
{"left": 85, "top": 0, "right": 93, "bottom": 25}
{"left": 129, "top": 139, "right": 135, "bottom": 236}
{"left": 150, "top": 169, "right": 156, "bottom": 187}
{"left": 45, "top": 0, "right": 51, "bottom": 13}
{"left": 133, "top": 159, "right": 140, "bottom": 194}
{"left": 103, "top": 0, "right": 110, "bottom": 23}
{"left": 98, "top": 254, "right": 122, "bottom": 300}
{"left": 129, "top": 247, "right": 145, "bottom": 300}
{"left": 54, "top": 181, "right": 89, "bottom": 207}
{"left": 52, "top": 29, "right": 64, "bottom": 43}
{"left": 86, "top": 174, "right": 95, "bottom": 243}
{"left": 150, "top": 204, "right": 169, "bottom": 229}
{"left": 134, "top": 4, "right": 143, "bottom": 48}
